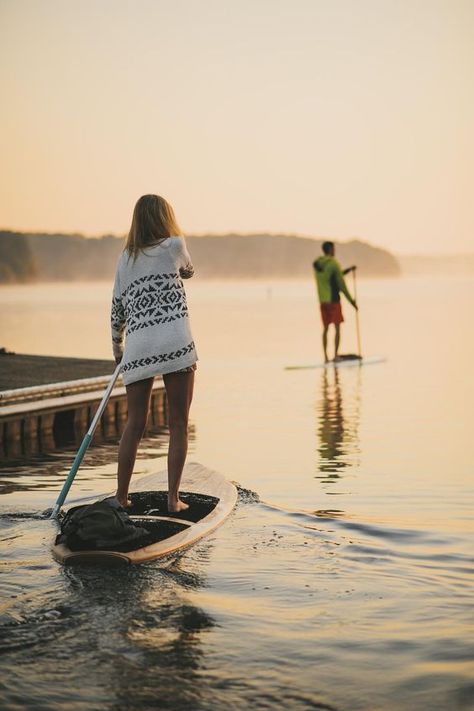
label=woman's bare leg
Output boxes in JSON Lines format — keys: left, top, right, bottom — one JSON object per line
{"left": 162, "top": 370, "right": 195, "bottom": 512}
{"left": 115, "top": 377, "right": 154, "bottom": 507}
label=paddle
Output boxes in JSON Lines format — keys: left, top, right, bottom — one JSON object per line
{"left": 353, "top": 269, "right": 362, "bottom": 359}
{"left": 49, "top": 361, "right": 122, "bottom": 519}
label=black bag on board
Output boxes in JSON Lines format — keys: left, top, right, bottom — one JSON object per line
{"left": 56, "top": 501, "right": 149, "bottom": 551}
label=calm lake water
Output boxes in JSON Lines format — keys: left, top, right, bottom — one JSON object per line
{"left": 0, "top": 276, "right": 473, "bottom": 711}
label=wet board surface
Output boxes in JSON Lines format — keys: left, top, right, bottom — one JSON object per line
{"left": 285, "top": 355, "right": 386, "bottom": 371}
{"left": 52, "top": 462, "right": 237, "bottom": 566}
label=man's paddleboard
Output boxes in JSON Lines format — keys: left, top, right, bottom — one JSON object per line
{"left": 285, "top": 355, "right": 386, "bottom": 371}
{"left": 52, "top": 462, "right": 237, "bottom": 566}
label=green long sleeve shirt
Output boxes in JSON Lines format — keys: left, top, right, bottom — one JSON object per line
{"left": 313, "top": 256, "right": 354, "bottom": 305}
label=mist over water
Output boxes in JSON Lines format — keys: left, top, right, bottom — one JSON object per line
{"left": 0, "top": 276, "right": 473, "bottom": 711}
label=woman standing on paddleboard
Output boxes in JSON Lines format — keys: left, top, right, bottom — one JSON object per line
{"left": 110, "top": 194, "right": 197, "bottom": 513}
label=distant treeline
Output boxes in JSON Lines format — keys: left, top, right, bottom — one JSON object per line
{"left": 0, "top": 233, "right": 36, "bottom": 283}
{"left": 0, "top": 230, "right": 400, "bottom": 283}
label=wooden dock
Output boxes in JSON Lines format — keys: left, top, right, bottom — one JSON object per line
{"left": 0, "top": 354, "right": 166, "bottom": 460}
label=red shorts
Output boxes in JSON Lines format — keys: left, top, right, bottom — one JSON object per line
{"left": 320, "top": 302, "right": 344, "bottom": 327}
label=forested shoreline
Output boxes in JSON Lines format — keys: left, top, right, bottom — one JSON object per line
{"left": 0, "top": 230, "right": 401, "bottom": 283}
{"left": 0, "top": 233, "right": 37, "bottom": 283}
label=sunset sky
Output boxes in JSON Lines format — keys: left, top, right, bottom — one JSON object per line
{"left": 1, "top": 0, "right": 472, "bottom": 255}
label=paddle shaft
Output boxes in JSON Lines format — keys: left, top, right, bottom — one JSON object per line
{"left": 50, "top": 362, "right": 122, "bottom": 519}
{"left": 353, "top": 270, "right": 362, "bottom": 358}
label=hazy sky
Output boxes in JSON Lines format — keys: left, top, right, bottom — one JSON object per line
{"left": 1, "top": 0, "right": 472, "bottom": 255}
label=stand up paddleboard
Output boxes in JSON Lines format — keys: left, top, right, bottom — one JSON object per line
{"left": 285, "top": 355, "right": 386, "bottom": 371}
{"left": 52, "top": 462, "right": 237, "bottom": 566}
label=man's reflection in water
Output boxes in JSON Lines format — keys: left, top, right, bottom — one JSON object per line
{"left": 315, "top": 367, "right": 361, "bottom": 483}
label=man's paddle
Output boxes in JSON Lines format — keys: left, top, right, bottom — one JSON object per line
{"left": 49, "top": 361, "right": 122, "bottom": 519}
{"left": 353, "top": 269, "right": 362, "bottom": 359}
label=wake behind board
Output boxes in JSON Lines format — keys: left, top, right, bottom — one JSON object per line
{"left": 52, "top": 462, "right": 237, "bottom": 566}
{"left": 285, "top": 355, "right": 386, "bottom": 371}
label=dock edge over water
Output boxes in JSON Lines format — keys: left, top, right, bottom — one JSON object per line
{"left": 0, "top": 354, "right": 165, "bottom": 459}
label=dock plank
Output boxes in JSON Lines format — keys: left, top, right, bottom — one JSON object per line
{"left": 0, "top": 383, "right": 162, "bottom": 420}
{"left": 0, "top": 354, "right": 115, "bottom": 391}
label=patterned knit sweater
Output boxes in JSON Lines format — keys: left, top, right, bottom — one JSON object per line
{"left": 111, "top": 237, "right": 197, "bottom": 385}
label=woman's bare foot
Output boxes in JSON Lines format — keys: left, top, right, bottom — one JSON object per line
{"left": 168, "top": 498, "right": 189, "bottom": 513}
{"left": 114, "top": 494, "right": 131, "bottom": 508}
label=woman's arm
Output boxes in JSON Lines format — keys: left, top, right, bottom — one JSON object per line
{"left": 111, "top": 268, "right": 125, "bottom": 361}
{"left": 179, "top": 264, "right": 194, "bottom": 279}
{"left": 177, "top": 237, "right": 195, "bottom": 279}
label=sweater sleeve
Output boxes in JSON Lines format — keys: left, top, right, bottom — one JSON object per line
{"left": 111, "top": 266, "right": 125, "bottom": 359}
{"left": 177, "top": 237, "right": 194, "bottom": 279}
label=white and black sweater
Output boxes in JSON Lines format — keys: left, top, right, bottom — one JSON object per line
{"left": 111, "top": 237, "right": 197, "bottom": 385}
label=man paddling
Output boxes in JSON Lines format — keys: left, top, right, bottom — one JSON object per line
{"left": 313, "top": 241, "right": 357, "bottom": 362}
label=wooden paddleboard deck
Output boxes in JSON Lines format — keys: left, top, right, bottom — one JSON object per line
{"left": 285, "top": 355, "right": 386, "bottom": 371}
{"left": 52, "top": 462, "right": 237, "bottom": 566}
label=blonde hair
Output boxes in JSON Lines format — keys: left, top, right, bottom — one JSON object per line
{"left": 125, "top": 194, "right": 182, "bottom": 260}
